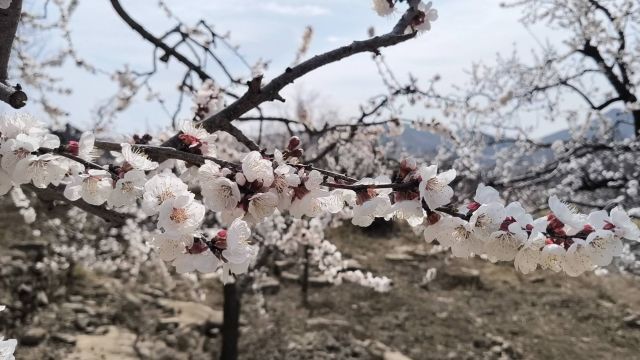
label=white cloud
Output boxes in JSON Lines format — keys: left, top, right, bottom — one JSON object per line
{"left": 260, "top": 2, "right": 330, "bottom": 16}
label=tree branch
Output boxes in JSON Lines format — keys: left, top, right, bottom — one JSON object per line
{"left": 23, "top": 184, "right": 130, "bottom": 225}
{"left": 0, "top": 0, "right": 27, "bottom": 109}
{"left": 161, "top": 2, "right": 420, "bottom": 150}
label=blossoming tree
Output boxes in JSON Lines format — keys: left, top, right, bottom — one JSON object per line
{"left": 0, "top": 0, "right": 639, "bottom": 359}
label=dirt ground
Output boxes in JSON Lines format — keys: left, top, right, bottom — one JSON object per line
{"left": 1, "top": 210, "right": 640, "bottom": 360}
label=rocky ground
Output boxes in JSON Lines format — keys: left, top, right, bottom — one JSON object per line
{"left": 1, "top": 211, "right": 640, "bottom": 360}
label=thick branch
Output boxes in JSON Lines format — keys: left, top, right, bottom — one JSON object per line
{"left": 23, "top": 184, "right": 130, "bottom": 225}
{"left": 0, "top": 0, "right": 27, "bottom": 109}
{"left": 162, "top": 2, "right": 419, "bottom": 150}
{"left": 94, "top": 140, "right": 239, "bottom": 169}
{"left": 0, "top": 81, "right": 26, "bottom": 108}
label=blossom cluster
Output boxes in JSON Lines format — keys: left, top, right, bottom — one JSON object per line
{"left": 0, "top": 305, "right": 17, "bottom": 360}
{"left": 0, "top": 112, "right": 637, "bottom": 281}
{"left": 372, "top": 0, "right": 439, "bottom": 32}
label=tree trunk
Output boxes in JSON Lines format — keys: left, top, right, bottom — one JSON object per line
{"left": 220, "top": 282, "right": 241, "bottom": 360}
{"left": 300, "top": 245, "right": 310, "bottom": 307}
{"left": 633, "top": 109, "right": 640, "bottom": 138}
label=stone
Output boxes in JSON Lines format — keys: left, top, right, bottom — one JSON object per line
{"left": 384, "top": 350, "right": 413, "bottom": 360}
{"left": 274, "top": 259, "right": 296, "bottom": 270}
{"left": 308, "top": 275, "right": 332, "bottom": 287}
{"left": 439, "top": 267, "right": 482, "bottom": 290}
{"left": 305, "top": 317, "right": 351, "bottom": 328}
{"left": 17, "top": 284, "right": 33, "bottom": 296}
{"left": 253, "top": 277, "right": 280, "bottom": 294}
{"left": 280, "top": 271, "right": 299, "bottom": 282}
{"left": 623, "top": 313, "right": 640, "bottom": 328}
{"left": 21, "top": 327, "right": 47, "bottom": 346}
{"left": 51, "top": 333, "right": 77, "bottom": 345}
{"left": 158, "top": 299, "right": 223, "bottom": 330}
{"left": 75, "top": 314, "right": 95, "bottom": 333}
{"left": 343, "top": 259, "right": 363, "bottom": 270}
{"left": 62, "top": 302, "right": 96, "bottom": 316}
{"left": 35, "top": 291, "right": 49, "bottom": 306}
{"left": 385, "top": 253, "right": 415, "bottom": 261}
{"left": 68, "top": 326, "right": 137, "bottom": 360}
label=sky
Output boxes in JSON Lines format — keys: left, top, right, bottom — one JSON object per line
{"left": 1, "top": 0, "right": 583, "bottom": 138}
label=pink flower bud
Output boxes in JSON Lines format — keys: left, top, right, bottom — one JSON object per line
{"left": 66, "top": 141, "right": 79, "bottom": 156}
{"left": 287, "top": 136, "right": 301, "bottom": 151}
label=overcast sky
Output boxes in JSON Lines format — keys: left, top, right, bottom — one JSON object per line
{"left": 2, "top": 0, "right": 582, "bottom": 137}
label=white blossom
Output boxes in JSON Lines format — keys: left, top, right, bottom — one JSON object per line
{"left": 372, "top": 0, "right": 394, "bottom": 16}
{"left": 352, "top": 196, "right": 391, "bottom": 227}
{"left": 222, "top": 218, "right": 257, "bottom": 275}
{"left": 242, "top": 151, "right": 274, "bottom": 187}
{"left": 548, "top": 195, "right": 587, "bottom": 230}
{"left": 201, "top": 176, "right": 241, "bottom": 212}
{"left": 608, "top": 206, "right": 640, "bottom": 241}
{"left": 108, "top": 170, "right": 147, "bottom": 207}
{"left": 13, "top": 153, "right": 68, "bottom": 188}
{"left": 158, "top": 194, "right": 205, "bottom": 234}
{"left": 418, "top": 164, "right": 455, "bottom": 210}
{"left": 64, "top": 169, "right": 113, "bottom": 205}
{"left": 414, "top": 1, "right": 438, "bottom": 32}
{"left": 118, "top": 143, "right": 158, "bottom": 171}
{"left": 385, "top": 200, "right": 424, "bottom": 227}
{"left": 305, "top": 170, "right": 323, "bottom": 191}
{"left": 247, "top": 191, "right": 278, "bottom": 222}
{"left": 142, "top": 173, "right": 189, "bottom": 215}
{"left": 539, "top": 244, "right": 566, "bottom": 272}
{"left": 0, "top": 337, "right": 17, "bottom": 360}
{"left": 179, "top": 120, "right": 218, "bottom": 157}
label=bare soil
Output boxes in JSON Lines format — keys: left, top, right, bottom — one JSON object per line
{"left": 1, "top": 212, "right": 640, "bottom": 360}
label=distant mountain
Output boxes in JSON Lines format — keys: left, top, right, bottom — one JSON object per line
{"left": 388, "top": 126, "right": 443, "bottom": 155}
{"left": 541, "top": 109, "right": 634, "bottom": 143}
{"left": 390, "top": 109, "right": 635, "bottom": 158}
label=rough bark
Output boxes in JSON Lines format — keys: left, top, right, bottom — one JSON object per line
{"left": 0, "top": 0, "right": 26, "bottom": 108}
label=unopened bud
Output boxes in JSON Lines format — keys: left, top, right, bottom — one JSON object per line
{"left": 466, "top": 202, "right": 481, "bottom": 212}
{"left": 66, "top": 141, "right": 79, "bottom": 156}
{"left": 287, "top": 136, "right": 301, "bottom": 151}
